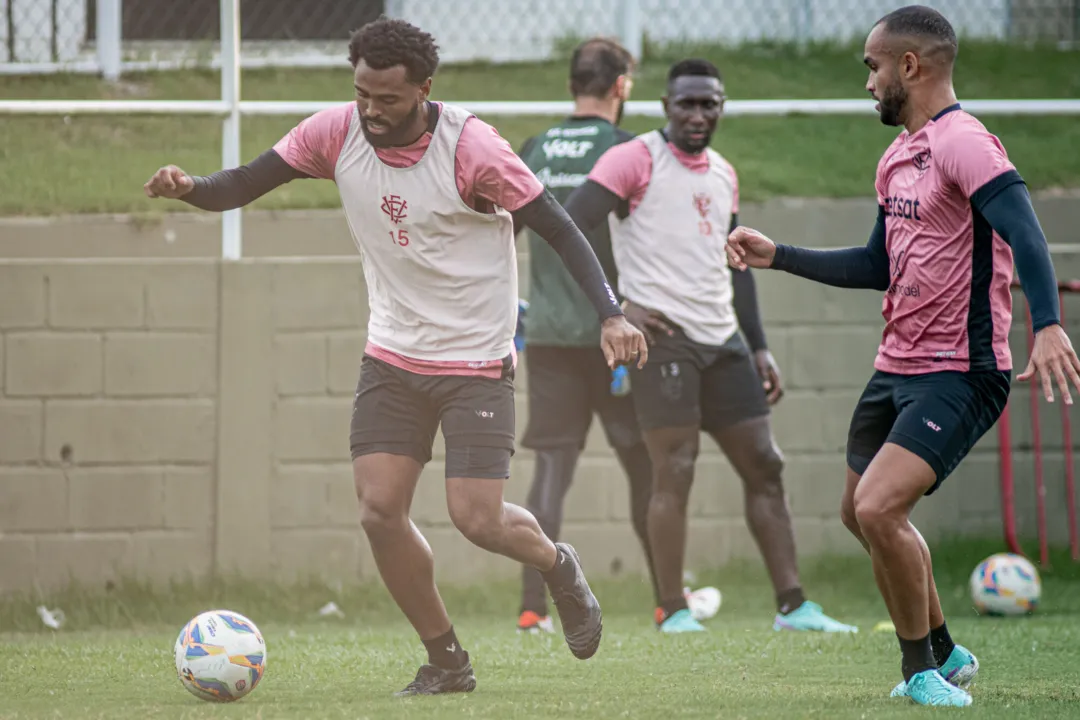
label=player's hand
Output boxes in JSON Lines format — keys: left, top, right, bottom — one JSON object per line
{"left": 726, "top": 226, "right": 777, "bottom": 271}
{"left": 753, "top": 349, "right": 784, "bottom": 405}
{"left": 622, "top": 300, "right": 675, "bottom": 346}
{"left": 1018, "top": 323, "right": 1080, "bottom": 405}
{"left": 144, "top": 165, "right": 195, "bottom": 199}
{"left": 601, "top": 315, "right": 648, "bottom": 370}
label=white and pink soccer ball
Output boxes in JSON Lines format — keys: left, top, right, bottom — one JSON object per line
{"left": 686, "top": 586, "right": 723, "bottom": 621}
{"left": 970, "top": 553, "right": 1041, "bottom": 616}
{"left": 174, "top": 609, "right": 267, "bottom": 702}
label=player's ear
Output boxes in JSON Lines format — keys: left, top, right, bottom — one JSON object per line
{"left": 901, "top": 51, "right": 919, "bottom": 80}
{"left": 419, "top": 77, "right": 433, "bottom": 100}
{"left": 661, "top": 94, "right": 670, "bottom": 117}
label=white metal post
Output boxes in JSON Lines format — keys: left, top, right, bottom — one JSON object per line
{"left": 96, "top": 0, "right": 122, "bottom": 81}
{"left": 618, "top": 0, "right": 643, "bottom": 62}
{"left": 220, "top": 0, "right": 242, "bottom": 260}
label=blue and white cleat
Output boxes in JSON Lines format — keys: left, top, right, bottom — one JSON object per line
{"left": 658, "top": 608, "right": 706, "bottom": 633}
{"left": 939, "top": 645, "right": 979, "bottom": 689}
{"left": 772, "top": 601, "right": 859, "bottom": 633}
{"left": 891, "top": 644, "right": 979, "bottom": 697}
{"left": 905, "top": 669, "right": 973, "bottom": 707}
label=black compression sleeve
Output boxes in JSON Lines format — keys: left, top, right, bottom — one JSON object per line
{"left": 515, "top": 189, "right": 623, "bottom": 321}
{"left": 974, "top": 172, "right": 1061, "bottom": 331}
{"left": 771, "top": 206, "right": 891, "bottom": 290}
{"left": 732, "top": 268, "right": 767, "bottom": 351}
{"left": 563, "top": 180, "right": 621, "bottom": 234}
{"left": 728, "top": 214, "right": 767, "bottom": 351}
{"left": 181, "top": 149, "right": 310, "bottom": 212}
{"left": 512, "top": 137, "right": 538, "bottom": 238}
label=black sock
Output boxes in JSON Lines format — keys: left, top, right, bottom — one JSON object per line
{"left": 777, "top": 587, "right": 807, "bottom": 615}
{"left": 540, "top": 546, "right": 576, "bottom": 589}
{"left": 423, "top": 627, "right": 469, "bottom": 670}
{"left": 660, "top": 596, "right": 689, "bottom": 620}
{"left": 930, "top": 622, "right": 956, "bottom": 667}
{"left": 898, "top": 633, "right": 936, "bottom": 682}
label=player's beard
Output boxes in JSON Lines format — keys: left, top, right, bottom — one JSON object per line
{"left": 877, "top": 83, "right": 908, "bottom": 127}
{"left": 361, "top": 100, "right": 424, "bottom": 148}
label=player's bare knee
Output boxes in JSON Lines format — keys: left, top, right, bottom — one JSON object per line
{"left": 654, "top": 440, "right": 697, "bottom": 495}
{"left": 761, "top": 445, "right": 785, "bottom": 478}
{"left": 742, "top": 448, "right": 785, "bottom": 497}
{"left": 852, "top": 494, "right": 901, "bottom": 540}
{"left": 449, "top": 502, "right": 502, "bottom": 549}
{"left": 839, "top": 497, "right": 860, "bottom": 537}
{"left": 353, "top": 464, "right": 406, "bottom": 538}
{"left": 358, "top": 497, "right": 404, "bottom": 539}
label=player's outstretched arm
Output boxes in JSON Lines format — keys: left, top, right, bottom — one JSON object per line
{"left": 143, "top": 149, "right": 310, "bottom": 212}
{"left": 977, "top": 177, "right": 1080, "bottom": 404}
{"left": 515, "top": 189, "right": 647, "bottom": 368}
{"left": 726, "top": 209, "right": 891, "bottom": 291}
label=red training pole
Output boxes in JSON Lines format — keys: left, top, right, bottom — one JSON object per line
{"left": 999, "top": 403, "right": 1022, "bottom": 555}
{"left": 1058, "top": 292, "right": 1080, "bottom": 562}
{"left": 1025, "top": 306, "right": 1050, "bottom": 567}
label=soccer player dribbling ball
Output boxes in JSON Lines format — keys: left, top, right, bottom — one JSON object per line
{"left": 144, "top": 18, "right": 647, "bottom": 696}
{"left": 727, "top": 5, "right": 1080, "bottom": 708}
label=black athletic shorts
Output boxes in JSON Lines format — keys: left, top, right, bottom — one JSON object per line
{"left": 846, "top": 369, "right": 1011, "bottom": 494}
{"left": 521, "top": 345, "right": 643, "bottom": 452}
{"left": 349, "top": 354, "right": 516, "bottom": 479}
{"left": 629, "top": 328, "right": 770, "bottom": 433}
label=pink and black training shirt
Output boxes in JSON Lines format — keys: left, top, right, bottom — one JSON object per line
{"left": 872, "top": 105, "right": 1018, "bottom": 374}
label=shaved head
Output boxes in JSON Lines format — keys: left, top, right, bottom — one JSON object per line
{"left": 874, "top": 5, "right": 958, "bottom": 70}
{"left": 863, "top": 6, "right": 960, "bottom": 128}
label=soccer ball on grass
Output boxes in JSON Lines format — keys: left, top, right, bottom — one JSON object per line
{"left": 174, "top": 609, "right": 267, "bottom": 702}
{"left": 969, "top": 553, "right": 1041, "bottom": 616}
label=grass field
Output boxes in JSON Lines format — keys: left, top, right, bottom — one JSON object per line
{"left": 1, "top": 42, "right": 1079, "bottom": 216}
{"left": 2, "top": 539, "right": 1079, "bottom": 719}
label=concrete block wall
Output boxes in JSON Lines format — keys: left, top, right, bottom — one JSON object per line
{"left": 0, "top": 260, "right": 220, "bottom": 593}
{"left": 2, "top": 205, "right": 1080, "bottom": 593}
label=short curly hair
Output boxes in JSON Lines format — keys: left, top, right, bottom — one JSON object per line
{"left": 348, "top": 17, "right": 440, "bottom": 84}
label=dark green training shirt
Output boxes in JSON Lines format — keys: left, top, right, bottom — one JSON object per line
{"left": 519, "top": 117, "right": 633, "bottom": 347}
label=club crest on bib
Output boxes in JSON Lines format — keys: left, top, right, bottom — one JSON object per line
{"left": 693, "top": 192, "right": 711, "bottom": 218}
{"left": 693, "top": 192, "right": 713, "bottom": 236}
{"left": 381, "top": 194, "right": 409, "bottom": 224}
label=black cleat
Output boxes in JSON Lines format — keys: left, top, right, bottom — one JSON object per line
{"left": 394, "top": 661, "right": 477, "bottom": 696}
{"left": 546, "top": 543, "right": 603, "bottom": 660}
